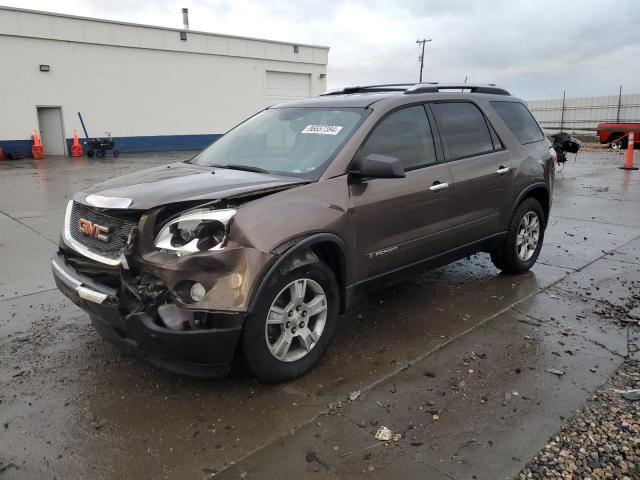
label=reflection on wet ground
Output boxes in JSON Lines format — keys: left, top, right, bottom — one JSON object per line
{"left": 0, "top": 149, "right": 639, "bottom": 479}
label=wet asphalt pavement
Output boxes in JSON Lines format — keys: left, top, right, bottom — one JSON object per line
{"left": 1, "top": 149, "right": 639, "bottom": 479}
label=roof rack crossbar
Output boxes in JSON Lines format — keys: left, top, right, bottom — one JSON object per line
{"left": 321, "top": 82, "right": 510, "bottom": 97}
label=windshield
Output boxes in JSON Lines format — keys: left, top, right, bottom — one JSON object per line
{"left": 191, "top": 107, "right": 367, "bottom": 179}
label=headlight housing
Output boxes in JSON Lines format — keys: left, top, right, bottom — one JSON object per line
{"left": 154, "top": 208, "right": 236, "bottom": 255}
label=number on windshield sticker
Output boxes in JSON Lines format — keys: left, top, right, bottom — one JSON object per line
{"left": 301, "top": 124, "right": 343, "bottom": 135}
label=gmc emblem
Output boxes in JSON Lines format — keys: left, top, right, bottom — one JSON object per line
{"left": 77, "top": 218, "right": 112, "bottom": 242}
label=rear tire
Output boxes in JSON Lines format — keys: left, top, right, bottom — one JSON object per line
{"left": 611, "top": 137, "right": 627, "bottom": 150}
{"left": 242, "top": 261, "right": 339, "bottom": 383}
{"left": 491, "top": 198, "right": 545, "bottom": 274}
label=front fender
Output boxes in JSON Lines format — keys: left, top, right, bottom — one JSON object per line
{"left": 247, "top": 232, "right": 348, "bottom": 314}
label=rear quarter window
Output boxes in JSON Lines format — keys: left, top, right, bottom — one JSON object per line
{"left": 491, "top": 101, "right": 545, "bottom": 144}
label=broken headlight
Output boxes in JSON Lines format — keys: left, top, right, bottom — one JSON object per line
{"left": 154, "top": 208, "right": 236, "bottom": 255}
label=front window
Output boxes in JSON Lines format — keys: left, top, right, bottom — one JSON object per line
{"left": 360, "top": 105, "right": 437, "bottom": 171}
{"left": 191, "top": 107, "right": 367, "bottom": 179}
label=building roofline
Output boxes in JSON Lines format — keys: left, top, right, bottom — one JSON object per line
{"left": 0, "top": 5, "right": 330, "bottom": 50}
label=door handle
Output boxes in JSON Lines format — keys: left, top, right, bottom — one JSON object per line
{"left": 496, "top": 166, "right": 511, "bottom": 174}
{"left": 429, "top": 181, "right": 449, "bottom": 192}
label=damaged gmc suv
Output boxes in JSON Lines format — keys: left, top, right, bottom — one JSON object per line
{"left": 52, "top": 83, "right": 555, "bottom": 382}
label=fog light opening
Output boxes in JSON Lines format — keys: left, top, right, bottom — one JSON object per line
{"left": 190, "top": 282, "right": 206, "bottom": 302}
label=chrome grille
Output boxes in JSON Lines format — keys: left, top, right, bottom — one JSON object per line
{"left": 68, "top": 201, "right": 135, "bottom": 261}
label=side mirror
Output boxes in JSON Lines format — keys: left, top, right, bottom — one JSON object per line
{"left": 351, "top": 153, "right": 405, "bottom": 179}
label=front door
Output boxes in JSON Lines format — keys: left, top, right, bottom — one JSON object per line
{"left": 348, "top": 105, "right": 455, "bottom": 281}
{"left": 430, "top": 101, "right": 512, "bottom": 243}
{"left": 37, "top": 107, "right": 66, "bottom": 156}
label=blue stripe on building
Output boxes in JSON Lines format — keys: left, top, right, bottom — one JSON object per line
{"left": 0, "top": 139, "right": 32, "bottom": 158}
{"left": 1, "top": 134, "right": 222, "bottom": 158}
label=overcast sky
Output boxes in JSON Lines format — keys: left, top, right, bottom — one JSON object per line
{"left": 5, "top": 0, "right": 640, "bottom": 99}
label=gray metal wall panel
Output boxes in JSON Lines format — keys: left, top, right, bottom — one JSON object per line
{"left": 528, "top": 93, "right": 640, "bottom": 134}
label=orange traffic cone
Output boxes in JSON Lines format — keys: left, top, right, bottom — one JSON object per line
{"left": 32, "top": 130, "right": 44, "bottom": 159}
{"left": 71, "top": 130, "right": 83, "bottom": 157}
{"left": 620, "top": 132, "right": 638, "bottom": 170}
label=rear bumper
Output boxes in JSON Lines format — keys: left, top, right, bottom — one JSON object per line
{"left": 51, "top": 254, "right": 244, "bottom": 377}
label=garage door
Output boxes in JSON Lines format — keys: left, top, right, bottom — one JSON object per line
{"left": 265, "top": 71, "right": 311, "bottom": 106}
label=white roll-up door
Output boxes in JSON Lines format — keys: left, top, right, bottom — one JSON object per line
{"left": 265, "top": 71, "right": 311, "bottom": 106}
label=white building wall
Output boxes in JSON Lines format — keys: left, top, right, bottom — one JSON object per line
{"left": 0, "top": 7, "right": 328, "bottom": 154}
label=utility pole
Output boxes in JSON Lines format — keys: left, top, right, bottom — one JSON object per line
{"left": 416, "top": 38, "right": 431, "bottom": 83}
{"left": 560, "top": 90, "right": 566, "bottom": 132}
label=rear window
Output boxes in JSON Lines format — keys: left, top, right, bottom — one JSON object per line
{"left": 431, "top": 102, "right": 494, "bottom": 160}
{"left": 491, "top": 101, "right": 544, "bottom": 144}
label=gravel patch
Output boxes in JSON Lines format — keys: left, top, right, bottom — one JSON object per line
{"left": 518, "top": 360, "right": 640, "bottom": 479}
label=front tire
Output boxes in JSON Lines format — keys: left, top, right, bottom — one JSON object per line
{"left": 242, "top": 261, "right": 339, "bottom": 383}
{"left": 491, "top": 198, "right": 545, "bottom": 274}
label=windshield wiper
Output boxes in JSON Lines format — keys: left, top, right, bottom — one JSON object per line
{"left": 211, "top": 164, "right": 270, "bottom": 174}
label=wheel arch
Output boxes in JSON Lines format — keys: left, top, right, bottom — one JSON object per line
{"left": 248, "top": 233, "right": 349, "bottom": 314}
{"left": 511, "top": 183, "right": 550, "bottom": 225}
{"left": 607, "top": 132, "right": 624, "bottom": 143}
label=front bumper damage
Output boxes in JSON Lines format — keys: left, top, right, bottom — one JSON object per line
{"left": 51, "top": 252, "right": 245, "bottom": 377}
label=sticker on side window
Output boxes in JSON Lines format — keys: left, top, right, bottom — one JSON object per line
{"left": 301, "top": 124, "right": 343, "bottom": 135}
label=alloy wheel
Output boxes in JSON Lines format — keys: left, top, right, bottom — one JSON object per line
{"left": 264, "top": 278, "right": 328, "bottom": 362}
{"left": 516, "top": 211, "right": 540, "bottom": 261}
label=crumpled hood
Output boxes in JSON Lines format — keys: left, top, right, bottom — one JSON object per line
{"left": 75, "top": 162, "right": 305, "bottom": 210}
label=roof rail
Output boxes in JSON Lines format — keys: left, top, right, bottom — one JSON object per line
{"left": 320, "top": 84, "right": 415, "bottom": 96}
{"left": 404, "top": 83, "right": 511, "bottom": 96}
{"left": 321, "top": 82, "right": 510, "bottom": 97}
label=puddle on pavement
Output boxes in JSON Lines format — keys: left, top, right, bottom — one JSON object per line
{"left": 0, "top": 150, "right": 638, "bottom": 479}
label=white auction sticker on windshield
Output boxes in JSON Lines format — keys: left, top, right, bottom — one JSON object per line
{"left": 301, "top": 124, "right": 343, "bottom": 135}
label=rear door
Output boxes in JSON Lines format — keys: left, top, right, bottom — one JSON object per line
{"left": 349, "top": 105, "right": 454, "bottom": 281}
{"left": 430, "top": 101, "right": 512, "bottom": 244}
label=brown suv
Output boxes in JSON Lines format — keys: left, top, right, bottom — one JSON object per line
{"left": 52, "top": 83, "right": 555, "bottom": 382}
